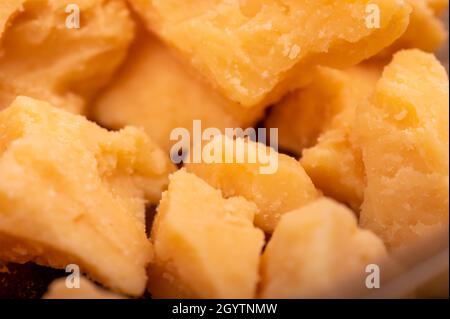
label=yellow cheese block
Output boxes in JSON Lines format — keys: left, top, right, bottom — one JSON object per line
{"left": 0, "top": 96, "right": 175, "bottom": 296}
{"left": 148, "top": 169, "right": 264, "bottom": 298}
{"left": 0, "top": 0, "right": 135, "bottom": 114}
{"left": 93, "top": 30, "right": 264, "bottom": 153}
{"left": 185, "top": 134, "right": 320, "bottom": 233}
{"left": 129, "top": 0, "right": 410, "bottom": 107}
{"left": 376, "top": 0, "right": 448, "bottom": 58}
{"left": 260, "top": 198, "right": 388, "bottom": 298}
{"left": 266, "top": 65, "right": 381, "bottom": 210}
{"left": 356, "top": 50, "right": 449, "bottom": 249}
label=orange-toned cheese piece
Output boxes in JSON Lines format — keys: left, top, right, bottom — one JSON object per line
{"left": 260, "top": 198, "right": 387, "bottom": 298}
{"left": 266, "top": 65, "right": 382, "bottom": 210}
{"left": 356, "top": 50, "right": 449, "bottom": 249}
{"left": 148, "top": 169, "right": 264, "bottom": 298}
{"left": 129, "top": 0, "right": 410, "bottom": 107}
{"left": 93, "top": 30, "right": 264, "bottom": 153}
{"left": 185, "top": 134, "right": 320, "bottom": 233}
{"left": 0, "top": 97, "right": 175, "bottom": 296}
{"left": 0, "top": 0, "right": 134, "bottom": 114}
{"left": 426, "top": 0, "right": 449, "bottom": 14}
{"left": 0, "top": 0, "right": 25, "bottom": 39}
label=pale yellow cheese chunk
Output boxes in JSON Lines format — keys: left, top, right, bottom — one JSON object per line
{"left": 266, "top": 65, "right": 381, "bottom": 210}
{"left": 93, "top": 29, "right": 264, "bottom": 153}
{"left": 185, "top": 134, "right": 320, "bottom": 233}
{"left": 260, "top": 198, "right": 388, "bottom": 298}
{"left": 0, "top": 0, "right": 135, "bottom": 114}
{"left": 0, "top": 96, "right": 175, "bottom": 296}
{"left": 376, "top": 0, "right": 448, "bottom": 57}
{"left": 129, "top": 0, "right": 410, "bottom": 107}
{"left": 356, "top": 50, "right": 449, "bottom": 249}
{"left": 148, "top": 169, "right": 264, "bottom": 299}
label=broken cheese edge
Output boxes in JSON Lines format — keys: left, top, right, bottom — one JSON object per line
{"left": 185, "top": 134, "right": 320, "bottom": 233}
{"left": 93, "top": 28, "right": 264, "bottom": 153}
{"left": 0, "top": 0, "right": 135, "bottom": 114}
{"left": 129, "top": 0, "right": 411, "bottom": 107}
{"left": 356, "top": 49, "right": 449, "bottom": 249}
{"left": 260, "top": 198, "right": 388, "bottom": 298}
{"left": 0, "top": 96, "right": 175, "bottom": 296}
{"left": 148, "top": 169, "right": 264, "bottom": 298}
{"left": 266, "top": 65, "right": 382, "bottom": 210}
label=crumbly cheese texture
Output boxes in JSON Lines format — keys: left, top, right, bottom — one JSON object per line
{"left": 266, "top": 65, "right": 381, "bottom": 210}
{"left": 129, "top": 0, "right": 410, "bottom": 107}
{"left": 0, "top": 97, "right": 175, "bottom": 296}
{"left": 266, "top": 66, "right": 381, "bottom": 153}
{"left": 0, "top": 0, "right": 135, "bottom": 114}
{"left": 148, "top": 169, "right": 264, "bottom": 299}
{"left": 356, "top": 50, "right": 449, "bottom": 249}
{"left": 93, "top": 30, "right": 264, "bottom": 153}
{"left": 185, "top": 135, "right": 320, "bottom": 233}
{"left": 43, "top": 277, "right": 125, "bottom": 299}
{"left": 376, "top": 0, "right": 448, "bottom": 58}
{"left": 260, "top": 198, "right": 388, "bottom": 298}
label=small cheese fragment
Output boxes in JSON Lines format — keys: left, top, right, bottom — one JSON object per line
{"left": 355, "top": 50, "right": 449, "bottom": 249}
{"left": 43, "top": 277, "right": 125, "bottom": 299}
{"left": 148, "top": 169, "right": 264, "bottom": 299}
{"left": 0, "top": 96, "right": 176, "bottom": 296}
{"left": 301, "top": 130, "right": 366, "bottom": 212}
{"left": 129, "top": 0, "right": 410, "bottom": 107}
{"left": 266, "top": 65, "right": 381, "bottom": 210}
{"left": 376, "top": 0, "right": 448, "bottom": 57}
{"left": 0, "top": 0, "right": 135, "bottom": 114}
{"left": 93, "top": 30, "right": 264, "bottom": 153}
{"left": 185, "top": 134, "right": 320, "bottom": 233}
{"left": 260, "top": 198, "right": 388, "bottom": 298}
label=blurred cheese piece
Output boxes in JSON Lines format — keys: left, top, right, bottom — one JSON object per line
{"left": 129, "top": 0, "right": 410, "bottom": 107}
{"left": 356, "top": 50, "right": 449, "bottom": 249}
{"left": 186, "top": 135, "right": 320, "bottom": 233}
{"left": 0, "top": 96, "right": 175, "bottom": 296}
{"left": 426, "top": 0, "right": 449, "bottom": 14}
{"left": 0, "top": 0, "right": 25, "bottom": 38}
{"left": 93, "top": 30, "right": 264, "bottom": 153}
{"left": 376, "top": 0, "right": 448, "bottom": 57}
{"left": 260, "top": 198, "right": 388, "bottom": 298}
{"left": 0, "top": 0, "right": 135, "bottom": 114}
{"left": 148, "top": 169, "right": 264, "bottom": 298}
{"left": 266, "top": 65, "right": 381, "bottom": 210}
{"left": 44, "top": 277, "right": 125, "bottom": 299}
